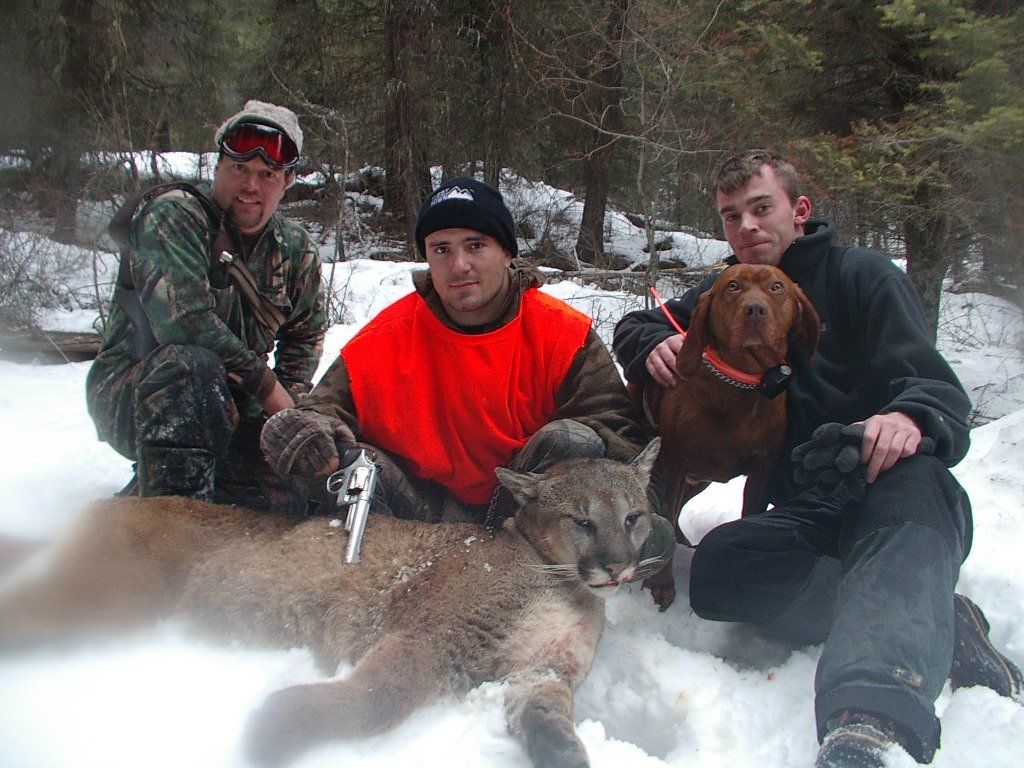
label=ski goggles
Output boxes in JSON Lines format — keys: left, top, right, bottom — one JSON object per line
{"left": 219, "top": 122, "right": 299, "bottom": 170}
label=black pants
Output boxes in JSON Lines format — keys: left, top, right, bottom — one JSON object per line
{"left": 689, "top": 455, "right": 972, "bottom": 762}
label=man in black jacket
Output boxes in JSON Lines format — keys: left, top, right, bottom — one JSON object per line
{"left": 613, "top": 150, "right": 1021, "bottom": 767}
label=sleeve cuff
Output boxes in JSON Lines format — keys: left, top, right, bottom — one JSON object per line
{"left": 247, "top": 366, "right": 278, "bottom": 399}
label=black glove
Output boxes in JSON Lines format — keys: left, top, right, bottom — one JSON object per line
{"left": 792, "top": 423, "right": 864, "bottom": 488}
{"left": 261, "top": 409, "right": 340, "bottom": 478}
{"left": 792, "top": 421, "right": 935, "bottom": 500}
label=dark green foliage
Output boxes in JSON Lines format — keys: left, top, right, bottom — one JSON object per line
{"left": 2, "top": 0, "right": 1021, "bottom": 327}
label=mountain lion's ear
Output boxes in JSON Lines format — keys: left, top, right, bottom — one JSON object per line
{"left": 495, "top": 467, "right": 543, "bottom": 507}
{"left": 629, "top": 438, "right": 660, "bottom": 481}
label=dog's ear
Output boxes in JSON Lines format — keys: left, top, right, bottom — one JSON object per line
{"left": 788, "top": 282, "right": 820, "bottom": 361}
{"left": 676, "top": 288, "right": 712, "bottom": 377}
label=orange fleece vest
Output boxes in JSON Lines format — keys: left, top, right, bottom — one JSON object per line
{"left": 342, "top": 287, "right": 592, "bottom": 504}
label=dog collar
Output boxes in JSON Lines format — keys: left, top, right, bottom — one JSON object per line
{"left": 701, "top": 351, "right": 792, "bottom": 397}
{"left": 701, "top": 349, "right": 760, "bottom": 389}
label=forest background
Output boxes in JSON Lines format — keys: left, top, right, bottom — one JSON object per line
{"left": 1, "top": 0, "right": 1022, "bottom": 342}
{"left": 1, "top": 8, "right": 1024, "bottom": 765}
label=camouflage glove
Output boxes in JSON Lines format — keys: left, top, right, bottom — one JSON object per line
{"left": 261, "top": 409, "right": 341, "bottom": 479}
{"left": 792, "top": 422, "right": 935, "bottom": 499}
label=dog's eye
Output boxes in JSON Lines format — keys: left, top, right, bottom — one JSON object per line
{"left": 625, "top": 512, "right": 642, "bottom": 528}
{"left": 727, "top": 280, "right": 740, "bottom": 291}
{"left": 771, "top": 281, "right": 783, "bottom": 292}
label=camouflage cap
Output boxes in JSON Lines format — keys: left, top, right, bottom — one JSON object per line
{"left": 215, "top": 100, "right": 303, "bottom": 156}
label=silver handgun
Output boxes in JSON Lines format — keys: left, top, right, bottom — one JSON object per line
{"left": 326, "top": 449, "right": 378, "bottom": 564}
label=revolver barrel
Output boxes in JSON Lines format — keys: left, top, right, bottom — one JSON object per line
{"left": 325, "top": 449, "right": 378, "bottom": 564}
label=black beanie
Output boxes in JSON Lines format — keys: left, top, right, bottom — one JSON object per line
{"left": 414, "top": 176, "right": 518, "bottom": 257}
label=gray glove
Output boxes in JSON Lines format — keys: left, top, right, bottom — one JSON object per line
{"left": 792, "top": 421, "right": 935, "bottom": 499}
{"left": 261, "top": 409, "right": 342, "bottom": 478}
{"left": 792, "top": 423, "right": 864, "bottom": 488}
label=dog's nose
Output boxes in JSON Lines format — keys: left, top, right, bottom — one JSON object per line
{"left": 742, "top": 301, "right": 768, "bottom": 321}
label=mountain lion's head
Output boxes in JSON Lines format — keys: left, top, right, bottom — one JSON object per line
{"left": 496, "top": 439, "right": 660, "bottom": 596}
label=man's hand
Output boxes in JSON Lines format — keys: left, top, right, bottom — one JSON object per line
{"left": 858, "top": 411, "right": 923, "bottom": 483}
{"left": 260, "top": 380, "right": 295, "bottom": 416}
{"left": 317, "top": 456, "right": 341, "bottom": 478}
{"left": 645, "top": 334, "right": 685, "bottom": 387}
{"left": 792, "top": 415, "right": 933, "bottom": 498}
{"left": 260, "top": 408, "right": 339, "bottom": 479}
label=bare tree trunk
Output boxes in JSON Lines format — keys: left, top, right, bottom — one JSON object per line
{"left": 638, "top": 146, "right": 659, "bottom": 304}
{"left": 979, "top": 204, "right": 1024, "bottom": 309}
{"left": 574, "top": 0, "right": 629, "bottom": 269}
{"left": 575, "top": 151, "right": 613, "bottom": 267}
{"left": 44, "top": 0, "right": 97, "bottom": 243}
{"left": 903, "top": 184, "right": 950, "bottom": 342}
{"left": 483, "top": 11, "right": 514, "bottom": 190}
{"left": 946, "top": 223, "right": 970, "bottom": 287}
{"left": 383, "top": 0, "right": 430, "bottom": 247}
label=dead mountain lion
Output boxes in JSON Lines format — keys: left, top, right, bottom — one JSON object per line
{"left": 0, "top": 440, "right": 661, "bottom": 768}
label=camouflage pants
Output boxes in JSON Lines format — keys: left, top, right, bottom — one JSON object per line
{"left": 88, "top": 343, "right": 301, "bottom": 510}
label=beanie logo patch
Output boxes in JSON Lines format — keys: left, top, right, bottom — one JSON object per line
{"left": 429, "top": 186, "right": 475, "bottom": 207}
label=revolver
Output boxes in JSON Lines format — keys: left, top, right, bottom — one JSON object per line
{"left": 326, "top": 448, "right": 378, "bottom": 564}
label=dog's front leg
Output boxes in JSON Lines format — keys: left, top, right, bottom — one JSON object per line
{"left": 740, "top": 459, "right": 776, "bottom": 516}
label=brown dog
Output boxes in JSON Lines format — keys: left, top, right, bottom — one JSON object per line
{"left": 642, "top": 263, "right": 819, "bottom": 608}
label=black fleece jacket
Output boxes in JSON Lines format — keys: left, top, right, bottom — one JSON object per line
{"left": 612, "top": 220, "right": 972, "bottom": 502}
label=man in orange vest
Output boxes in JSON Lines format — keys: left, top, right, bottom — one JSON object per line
{"left": 261, "top": 176, "right": 673, "bottom": 571}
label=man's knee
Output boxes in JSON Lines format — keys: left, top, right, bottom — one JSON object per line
{"left": 139, "top": 345, "right": 228, "bottom": 397}
{"left": 857, "top": 453, "right": 972, "bottom": 557}
{"left": 482, "top": 421, "right": 606, "bottom": 530}
{"left": 135, "top": 344, "right": 235, "bottom": 454}
{"left": 688, "top": 523, "right": 743, "bottom": 619}
{"left": 634, "top": 514, "right": 676, "bottom": 580}
{"left": 688, "top": 518, "right": 822, "bottom": 625}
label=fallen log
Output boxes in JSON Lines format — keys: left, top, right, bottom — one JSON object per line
{"left": 0, "top": 329, "right": 102, "bottom": 364}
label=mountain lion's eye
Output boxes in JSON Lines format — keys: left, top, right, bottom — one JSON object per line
{"left": 625, "top": 512, "right": 641, "bottom": 528}
{"left": 571, "top": 516, "right": 594, "bottom": 531}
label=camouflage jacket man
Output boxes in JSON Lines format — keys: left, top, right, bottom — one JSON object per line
{"left": 86, "top": 181, "right": 327, "bottom": 483}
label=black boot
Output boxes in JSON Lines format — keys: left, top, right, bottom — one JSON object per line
{"left": 137, "top": 446, "right": 216, "bottom": 501}
{"left": 816, "top": 710, "right": 903, "bottom": 768}
{"left": 950, "top": 593, "right": 1024, "bottom": 703}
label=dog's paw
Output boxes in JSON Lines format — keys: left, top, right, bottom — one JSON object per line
{"left": 643, "top": 565, "right": 677, "bottom": 612}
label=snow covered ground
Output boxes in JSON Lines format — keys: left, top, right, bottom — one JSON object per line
{"left": 1, "top": 253, "right": 1023, "bottom": 768}
{"left": 1, "top": 152, "right": 1023, "bottom": 766}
